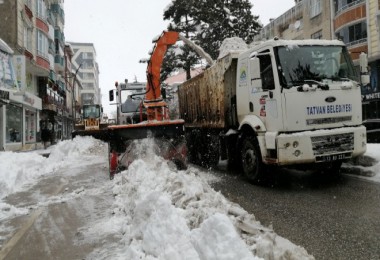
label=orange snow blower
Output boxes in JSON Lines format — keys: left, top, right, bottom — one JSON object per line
{"left": 107, "top": 31, "right": 187, "bottom": 179}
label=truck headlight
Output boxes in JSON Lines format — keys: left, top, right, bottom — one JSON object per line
{"left": 294, "top": 150, "right": 301, "bottom": 157}
{"left": 293, "top": 141, "right": 299, "bottom": 148}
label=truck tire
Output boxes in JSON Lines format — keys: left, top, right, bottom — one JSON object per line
{"left": 241, "top": 136, "right": 264, "bottom": 183}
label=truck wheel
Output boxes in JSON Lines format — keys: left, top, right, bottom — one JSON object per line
{"left": 241, "top": 136, "right": 264, "bottom": 183}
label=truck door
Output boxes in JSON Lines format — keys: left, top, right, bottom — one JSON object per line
{"left": 236, "top": 58, "right": 251, "bottom": 121}
{"left": 249, "top": 50, "right": 281, "bottom": 131}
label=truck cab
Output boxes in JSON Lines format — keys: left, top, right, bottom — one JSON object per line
{"left": 110, "top": 81, "right": 147, "bottom": 125}
{"left": 236, "top": 39, "right": 367, "bottom": 168}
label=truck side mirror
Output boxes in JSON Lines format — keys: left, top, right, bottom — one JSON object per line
{"left": 250, "top": 57, "right": 262, "bottom": 88}
{"left": 109, "top": 89, "right": 114, "bottom": 102}
{"left": 359, "top": 52, "right": 370, "bottom": 86}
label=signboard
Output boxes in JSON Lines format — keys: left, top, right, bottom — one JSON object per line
{"left": 0, "top": 88, "right": 9, "bottom": 104}
{"left": 14, "top": 55, "right": 26, "bottom": 90}
{"left": 0, "top": 51, "right": 17, "bottom": 89}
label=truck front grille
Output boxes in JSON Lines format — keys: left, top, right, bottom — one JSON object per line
{"left": 306, "top": 116, "right": 352, "bottom": 126}
{"left": 311, "top": 133, "right": 354, "bottom": 156}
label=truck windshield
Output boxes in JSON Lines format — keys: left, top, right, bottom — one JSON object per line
{"left": 83, "top": 105, "right": 100, "bottom": 119}
{"left": 120, "top": 90, "right": 143, "bottom": 113}
{"left": 276, "top": 45, "right": 358, "bottom": 88}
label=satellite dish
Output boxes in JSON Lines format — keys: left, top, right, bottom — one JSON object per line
{"left": 294, "top": 20, "right": 301, "bottom": 29}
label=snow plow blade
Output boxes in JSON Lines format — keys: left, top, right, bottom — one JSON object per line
{"left": 107, "top": 119, "right": 187, "bottom": 179}
{"left": 72, "top": 129, "right": 110, "bottom": 142}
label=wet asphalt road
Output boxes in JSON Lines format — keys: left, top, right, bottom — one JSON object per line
{"left": 0, "top": 162, "right": 115, "bottom": 260}
{"left": 209, "top": 166, "right": 380, "bottom": 260}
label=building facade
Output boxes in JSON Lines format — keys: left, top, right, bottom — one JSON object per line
{"left": 68, "top": 42, "right": 101, "bottom": 113}
{"left": 254, "top": 0, "right": 380, "bottom": 122}
{"left": 0, "top": 0, "right": 82, "bottom": 151}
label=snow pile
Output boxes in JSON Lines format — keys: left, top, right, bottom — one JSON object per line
{"left": 218, "top": 37, "right": 248, "bottom": 59}
{"left": 362, "top": 144, "right": 380, "bottom": 173}
{"left": 48, "top": 136, "right": 107, "bottom": 162}
{"left": 343, "top": 143, "right": 380, "bottom": 181}
{"left": 0, "top": 136, "right": 106, "bottom": 220}
{"left": 0, "top": 151, "right": 47, "bottom": 199}
{"left": 83, "top": 139, "right": 313, "bottom": 260}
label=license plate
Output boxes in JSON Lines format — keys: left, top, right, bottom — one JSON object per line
{"left": 316, "top": 152, "right": 351, "bottom": 162}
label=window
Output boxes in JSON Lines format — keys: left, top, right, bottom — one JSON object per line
{"left": 335, "top": 0, "right": 365, "bottom": 15}
{"left": 81, "top": 93, "right": 95, "bottom": 105}
{"left": 83, "top": 73, "right": 94, "bottom": 80}
{"left": 259, "top": 53, "right": 275, "bottom": 90}
{"left": 82, "top": 82, "right": 94, "bottom": 89}
{"left": 311, "top": 30, "right": 323, "bottom": 39}
{"left": 82, "top": 52, "right": 93, "bottom": 59}
{"left": 277, "top": 45, "right": 358, "bottom": 88}
{"left": 336, "top": 21, "right": 367, "bottom": 45}
{"left": 36, "top": 0, "right": 47, "bottom": 20}
{"left": 310, "top": 0, "right": 322, "bottom": 18}
{"left": 6, "top": 104, "right": 22, "bottom": 143}
{"left": 23, "top": 27, "right": 32, "bottom": 51}
{"left": 25, "top": 109, "right": 36, "bottom": 143}
{"left": 37, "top": 30, "right": 49, "bottom": 58}
{"left": 82, "top": 61, "right": 94, "bottom": 69}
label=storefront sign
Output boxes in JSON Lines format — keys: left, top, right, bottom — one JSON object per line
{"left": 14, "top": 55, "right": 26, "bottom": 89}
{"left": 9, "top": 90, "right": 42, "bottom": 110}
{"left": 362, "top": 92, "right": 380, "bottom": 101}
{"left": 22, "top": 93, "right": 35, "bottom": 106}
{"left": 0, "top": 89, "right": 9, "bottom": 100}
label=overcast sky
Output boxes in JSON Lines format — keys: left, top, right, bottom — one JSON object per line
{"left": 64, "top": 0, "right": 295, "bottom": 116}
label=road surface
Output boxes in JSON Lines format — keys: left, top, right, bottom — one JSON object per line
{"left": 209, "top": 165, "right": 380, "bottom": 260}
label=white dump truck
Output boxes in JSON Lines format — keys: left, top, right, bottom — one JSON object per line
{"left": 178, "top": 38, "right": 369, "bottom": 183}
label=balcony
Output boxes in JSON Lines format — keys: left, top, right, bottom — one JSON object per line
{"left": 54, "top": 54, "right": 64, "bottom": 72}
{"left": 54, "top": 28, "right": 65, "bottom": 44}
{"left": 42, "top": 95, "right": 57, "bottom": 112}
{"left": 51, "top": 4, "right": 65, "bottom": 24}
{"left": 336, "top": 0, "right": 365, "bottom": 16}
{"left": 49, "top": 70, "right": 56, "bottom": 82}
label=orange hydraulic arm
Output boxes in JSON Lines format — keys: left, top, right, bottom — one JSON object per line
{"left": 144, "top": 31, "right": 179, "bottom": 121}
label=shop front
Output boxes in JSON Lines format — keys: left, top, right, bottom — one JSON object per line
{"left": 1, "top": 90, "right": 42, "bottom": 151}
{"left": 0, "top": 88, "right": 10, "bottom": 150}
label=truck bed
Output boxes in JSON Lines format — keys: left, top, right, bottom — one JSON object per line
{"left": 178, "top": 54, "right": 238, "bottom": 129}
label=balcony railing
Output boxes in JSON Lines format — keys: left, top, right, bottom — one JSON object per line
{"left": 51, "top": 4, "right": 65, "bottom": 24}
{"left": 336, "top": 0, "right": 365, "bottom": 16}
{"left": 346, "top": 38, "right": 367, "bottom": 47}
{"left": 54, "top": 55, "right": 64, "bottom": 66}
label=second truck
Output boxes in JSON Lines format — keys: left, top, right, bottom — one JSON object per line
{"left": 178, "top": 37, "right": 369, "bottom": 183}
{"left": 72, "top": 104, "right": 109, "bottom": 141}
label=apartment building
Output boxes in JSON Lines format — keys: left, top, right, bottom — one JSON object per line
{"left": 0, "top": 0, "right": 87, "bottom": 151}
{"left": 68, "top": 42, "right": 101, "bottom": 111}
{"left": 254, "top": 0, "right": 380, "bottom": 122}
